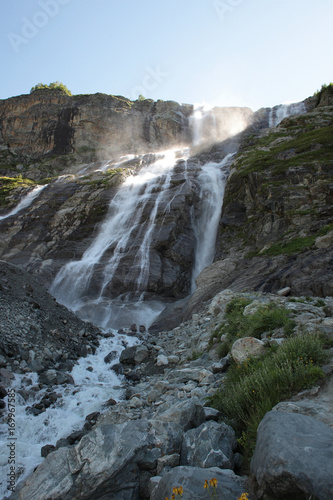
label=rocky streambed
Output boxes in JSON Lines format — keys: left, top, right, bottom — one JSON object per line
{"left": 2, "top": 276, "right": 333, "bottom": 500}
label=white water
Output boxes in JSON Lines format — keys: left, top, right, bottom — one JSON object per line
{"left": 0, "top": 185, "right": 47, "bottom": 222}
{"left": 269, "top": 101, "right": 306, "bottom": 127}
{"left": 51, "top": 149, "right": 185, "bottom": 331}
{"left": 0, "top": 106, "right": 245, "bottom": 497}
{"left": 191, "top": 153, "right": 235, "bottom": 291}
{"left": 0, "top": 334, "right": 138, "bottom": 498}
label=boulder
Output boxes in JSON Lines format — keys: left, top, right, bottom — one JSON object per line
{"left": 11, "top": 419, "right": 183, "bottom": 500}
{"left": 154, "top": 398, "right": 205, "bottom": 432}
{"left": 251, "top": 411, "right": 333, "bottom": 500}
{"left": 180, "top": 420, "right": 236, "bottom": 469}
{"left": 150, "top": 466, "right": 249, "bottom": 500}
{"left": 231, "top": 337, "right": 266, "bottom": 364}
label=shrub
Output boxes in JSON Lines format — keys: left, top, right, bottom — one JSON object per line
{"left": 30, "top": 81, "right": 72, "bottom": 96}
{"left": 211, "top": 297, "right": 296, "bottom": 357}
{"left": 208, "top": 333, "right": 328, "bottom": 468}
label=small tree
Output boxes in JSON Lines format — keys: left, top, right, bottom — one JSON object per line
{"left": 30, "top": 82, "right": 72, "bottom": 96}
{"left": 138, "top": 94, "right": 146, "bottom": 101}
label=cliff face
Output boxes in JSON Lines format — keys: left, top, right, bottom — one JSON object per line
{"left": 0, "top": 90, "right": 193, "bottom": 167}
{"left": 0, "top": 91, "right": 256, "bottom": 307}
{"left": 1, "top": 88, "right": 332, "bottom": 330}
{"left": 186, "top": 92, "right": 333, "bottom": 316}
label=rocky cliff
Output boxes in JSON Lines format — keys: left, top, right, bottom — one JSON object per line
{"left": 0, "top": 90, "right": 255, "bottom": 309}
{"left": 182, "top": 90, "right": 333, "bottom": 320}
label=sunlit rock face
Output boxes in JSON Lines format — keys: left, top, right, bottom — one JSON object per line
{"left": 0, "top": 90, "right": 193, "bottom": 160}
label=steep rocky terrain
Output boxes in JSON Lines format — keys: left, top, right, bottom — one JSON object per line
{"left": 176, "top": 90, "right": 333, "bottom": 322}
{"left": 1, "top": 86, "right": 333, "bottom": 499}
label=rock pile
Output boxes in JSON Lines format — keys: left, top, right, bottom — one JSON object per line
{"left": 5, "top": 288, "right": 333, "bottom": 499}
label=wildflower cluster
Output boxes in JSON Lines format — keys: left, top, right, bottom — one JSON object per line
{"left": 238, "top": 493, "right": 249, "bottom": 500}
{"left": 165, "top": 485, "right": 183, "bottom": 500}
{"left": 204, "top": 478, "right": 218, "bottom": 499}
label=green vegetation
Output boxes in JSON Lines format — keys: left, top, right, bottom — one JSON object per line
{"left": 252, "top": 223, "right": 333, "bottom": 257}
{"left": 314, "top": 82, "right": 333, "bottom": 105}
{"left": 138, "top": 94, "right": 146, "bottom": 101}
{"left": 211, "top": 296, "right": 296, "bottom": 358}
{"left": 30, "top": 81, "right": 72, "bottom": 96}
{"left": 0, "top": 176, "right": 36, "bottom": 206}
{"left": 235, "top": 124, "right": 333, "bottom": 177}
{"left": 209, "top": 332, "right": 328, "bottom": 469}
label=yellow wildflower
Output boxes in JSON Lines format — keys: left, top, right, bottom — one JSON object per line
{"left": 209, "top": 478, "right": 218, "bottom": 488}
{"left": 204, "top": 479, "right": 209, "bottom": 489}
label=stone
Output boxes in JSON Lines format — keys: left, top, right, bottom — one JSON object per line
{"left": 180, "top": 421, "right": 236, "bottom": 469}
{"left": 156, "top": 354, "right": 169, "bottom": 366}
{"left": 315, "top": 230, "right": 333, "bottom": 249}
{"left": 251, "top": 410, "right": 333, "bottom": 500}
{"left": 134, "top": 345, "right": 149, "bottom": 364}
{"left": 211, "top": 357, "right": 230, "bottom": 373}
{"left": 231, "top": 337, "right": 266, "bottom": 364}
{"left": 39, "top": 370, "right": 74, "bottom": 386}
{"left": 119, "top": 346, "right": 137, "bottom": 365}
{"left": 204, "top": 407, "right": 221, "bottom": 421}
{"left": 156, "top": 453, "right": 180, "bottom": 474}
{"left": 11, "top": 419, "right": 183, "bottom": 500}
{"left": 150, "top": 466, "right": 248, "bottom": 500}
{"left": 154, "top": 398, "right": 205, "bottom": 432}
{"left": 104, "top": 351, "right": 117, "bottom": 364}
{"left": 277, "top": 286, "right": 291, "bottom": 296}
{"left": 167, "top": 368, "right": 213, "bottom": 384}
{"left": 41, "top": 444, "right": 56, "bottom": 458}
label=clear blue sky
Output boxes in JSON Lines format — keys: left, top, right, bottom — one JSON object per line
{"left": 1, "top": 0, "right": 332, "bottom": 110}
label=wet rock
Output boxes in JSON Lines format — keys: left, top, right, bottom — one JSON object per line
{"left": 119, "top": 346, "right": 137, "bottom": 365}
{"left": 0, "top": 385, "right": 7, "bottom": 398}
{"left": 39, "top": 370, "right": 74, "bottom": 386}
{"left": 104, "top": 351, "right": 117, "bottom": 364}
{"left": 41, "top": 444, "right": 56, "bottom": 458}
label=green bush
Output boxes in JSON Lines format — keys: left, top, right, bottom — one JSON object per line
{"left": 208, "top": 333, "right": 328, "bottom": 468}
{"left": 30, "top": 81, "right": 72, "bottom": 96}
{"left": 212, "top": 297, "right": 296, "bottom": 357}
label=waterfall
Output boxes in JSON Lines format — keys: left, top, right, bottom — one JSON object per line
{"left": 191, "top": 153, "right": 235, "bottom": 291}
{"left": 189, "top": 106, "right": 218, "bottom": 146}
{"left": 50, "top": 149, "right": 186, "bottom": 330}
{"left": 50, "top": 105, "right": 248, "bottom": 330}
{"left": 0, "top": 185, "right": 47, "bottom": 222}
{"left": 269, "top": 101, "right": 306, "bottom": 127}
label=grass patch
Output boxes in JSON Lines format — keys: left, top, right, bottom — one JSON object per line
{"left": 208, "top": 333, "right": 328, "bottom": 470}
{"left": 235, "top": 124, "right": 333, "bottom": 177}
{"left": 211, "top": 297, "right": 296, "bottom": 358}
{"left": 0, "top": 176, "right": 36, "bottom": 206}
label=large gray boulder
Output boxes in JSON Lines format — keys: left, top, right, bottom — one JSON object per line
{"left": 251, "top": 411, "right": 333, "bottom": 499}
{"left": 180, "top": 420, "right": 236, "bottom": 469}
{"left": 150, "top": 466, "right": 249, "bottom": 500}
{"left": 11, "top": 419, "right": 182, "bottom": 500}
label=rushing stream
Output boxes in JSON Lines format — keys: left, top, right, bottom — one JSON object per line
{"left": 0, "top": 101, "right": 307, "bottom": 497}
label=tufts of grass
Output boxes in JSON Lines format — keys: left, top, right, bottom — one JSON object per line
{"left": 208, "top": 333, "right": 328, "bottom": 470}
{"left": 0, "top": 176, "right": 36, "bottom": 206}
{"left": 211, "top": 296, "right": 296, "bottom": 358}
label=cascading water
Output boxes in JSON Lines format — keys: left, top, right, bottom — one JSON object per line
{"left": 191, "top": 152, "right": 235, "bottom": 291}
{"left": 0, "top": 185, "right": 47, "bottom": 222}
{"left": 1, "top": 105, "right": 250, "bottom": 498}
{"left": 0, "top": 334, "right": 138, "bottom": 498}
{"left": 50, "top": 149, "right": 186, "bottom": 330}
{"left": 269, "top": 101, "right": 306, "bottom": 127}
